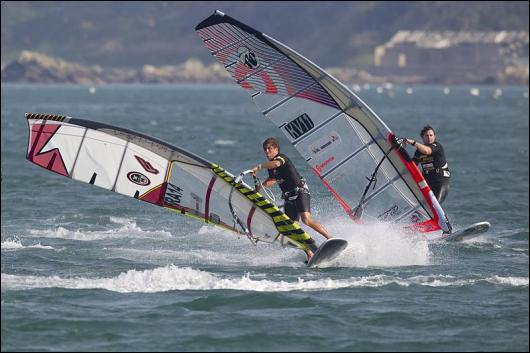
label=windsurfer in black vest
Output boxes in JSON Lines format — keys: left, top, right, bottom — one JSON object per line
{"left": 250, "top": 137, "right": 333, "bottom": 261}
{"left": 404, "top": 125, "right": 451, "bottom": 204}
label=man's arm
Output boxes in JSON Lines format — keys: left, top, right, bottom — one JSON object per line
{"left": 405, "top": 138, "right": 433, "bottom": 155}
{"left": 262, "top": 178, "right": 277, "bottom": 188}
{"left": 251, "top": 159, "right": 282, "bottom": 175}
{"left": 259, "top": 160, "right": 282, "bottom": 170}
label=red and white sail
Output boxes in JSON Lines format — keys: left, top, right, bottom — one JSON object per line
{"left": 195, "top": 11, "right": 451, "bottom": 234}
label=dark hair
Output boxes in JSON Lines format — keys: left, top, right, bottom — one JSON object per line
{"left": 420, "top": 125, "right": 435, "bottom": 138}
{"left": 263, "top": 137, "right": 280, "bottom": 152}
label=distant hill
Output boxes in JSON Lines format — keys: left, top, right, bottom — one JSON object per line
{"left": 2, "top": 1, "right": 528, "bottom": 69}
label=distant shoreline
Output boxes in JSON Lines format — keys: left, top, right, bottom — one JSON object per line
{"left": 2, "top": 51, "right": 528, "bottom": 86}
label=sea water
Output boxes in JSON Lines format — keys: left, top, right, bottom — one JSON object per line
{"left": 1, "top": 84, "right": 528, "bottom": 351}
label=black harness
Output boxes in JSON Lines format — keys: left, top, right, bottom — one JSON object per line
{"left": 281, "top": 179, "right": 309, "bottom": 202}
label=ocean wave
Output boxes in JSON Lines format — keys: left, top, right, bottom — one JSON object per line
{"left": 28, "top": 218, "right": 172, "bottom": 241}
{"left": 486, "top": 275, "right": 529, "bottom": 287}
{"left": 3, "top": 266, "right": 526, "bottom": 293}
{"left": 1, "top": 239, "right": 55, "bottom": 250}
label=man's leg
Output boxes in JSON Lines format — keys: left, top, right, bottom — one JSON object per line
{"left": 300, "top": 212, "right": 332, "bottom": 240}
{"left": 304, "top": 249, "right": 314, "bottom": 262}
{"left": 295, "top": 192, "right": 332, "bottom": 240}
{"left": 284, "top": 200, "right": 300, "bottom": 221}
{"left": 284, "top": 200, "right": 315, "bottom": 262}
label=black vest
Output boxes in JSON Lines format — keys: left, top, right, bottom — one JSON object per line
{"left": 267, "top": 153, "right": 304, "bottom": 193}
{"left": 413, "top": 142, "right": 450, "bottom": 183}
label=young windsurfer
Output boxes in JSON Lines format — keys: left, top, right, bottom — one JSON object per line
{"left": 250, "top": 137, "right": 333, "bottom": 262}
{"left": 404, "top": 125, "right": 451, "bottom": 204}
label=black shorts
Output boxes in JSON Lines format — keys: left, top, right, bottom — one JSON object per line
{"left": 284, "top": 191, "right": 310, "bottom": 222}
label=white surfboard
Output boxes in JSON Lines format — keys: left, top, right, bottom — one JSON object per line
{"left": 442, "top": 221, "right": 491, "bottom": 242}
{"left": 307, "top": 238, "right": 348, "bottom": 268}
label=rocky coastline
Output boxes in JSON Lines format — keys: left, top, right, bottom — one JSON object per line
{"left": 1, "top": 51, "right": 233, "bottom": 85}
{"left": 1, "top": 51, "right": 527, "bottom": 85}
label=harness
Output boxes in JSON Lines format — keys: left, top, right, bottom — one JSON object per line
{"left": 423, "top": 162, "right": 451, "bottom": 178}
{"left": 281, "top": 179, "right": 310, "bottom": 202}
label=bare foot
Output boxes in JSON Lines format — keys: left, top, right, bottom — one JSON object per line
{"left": 305, "top": 250, "right": 314, "bottom": 264}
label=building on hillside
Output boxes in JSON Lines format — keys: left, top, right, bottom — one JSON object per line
{"left": 372, "top": 30, "right": 529, "bottom": 84}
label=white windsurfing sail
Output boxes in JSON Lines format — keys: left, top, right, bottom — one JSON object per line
{"left": 25, "top": 113, "right": 317, "bottom": 251}
{"left": 195, "top": 11, "right": 451, "bottom": 234}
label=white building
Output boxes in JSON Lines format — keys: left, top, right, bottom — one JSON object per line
{"left": 373, "top": 30, "right": 529, "bottom": 83}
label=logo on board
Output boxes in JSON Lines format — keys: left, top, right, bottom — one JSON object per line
{"left": 283, "top": 113, "right": 315, "bottom": 139}
{"left": 127, "top": 172, "right": 150, "bottom": 186}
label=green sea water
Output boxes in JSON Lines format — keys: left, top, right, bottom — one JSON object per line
{"left": 1, "top": 84, "right": 528, "bottom": 351}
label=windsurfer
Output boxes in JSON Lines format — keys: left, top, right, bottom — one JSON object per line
{"left": 405, "top": 125, "right": 451, "bottom": 204}
{"left": 251, "top": 137, "right": 333, "bottom": 261}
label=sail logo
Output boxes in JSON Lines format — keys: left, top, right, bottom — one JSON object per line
{"left": 134, "top": 155, "right": 159, "bottom": 174}
{"left": 127, "top": 171, "right": 150, "bottom": 186}
{"left": 309, "top": 132, "right": 341, "bottom": 155}
{"left": 164, "top": 183, "right": 183, "bottom": 206}
{"left": 315, "top": 156, "right": 335, "bottom": 174}
{"left": 283, "top": 114, "right": 315, "bottom": 139}
{"left": 238, "top": 47, "right": 260, "bottom": 69}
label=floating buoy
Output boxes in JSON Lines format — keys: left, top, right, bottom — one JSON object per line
{"left": 470, "top": 88, "right": 480, "bottom": 96}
